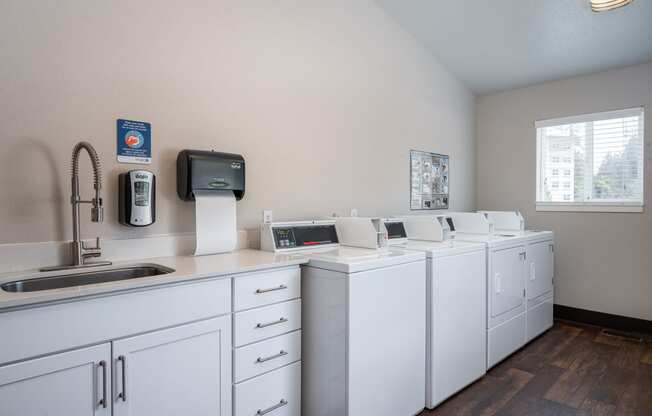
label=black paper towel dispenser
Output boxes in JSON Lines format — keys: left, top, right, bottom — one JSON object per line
{"left": 177, "top": 150, "right": 245, "bottom": 201}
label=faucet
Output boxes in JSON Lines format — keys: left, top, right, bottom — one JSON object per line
{"left": 41, "top": 142, "right": 112, "bottom": 271}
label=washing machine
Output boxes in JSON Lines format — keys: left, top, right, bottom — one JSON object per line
{"left": 478, "top": 211, "right": 554, "bottom": 341}
{"left": 384, "top": 216, "right": 487, "bottom": 409}
{"left": 260, "top": 218, "right": 426, "bottom": 416}
{"left": 447, "top": 212, "right": 530, "bottom": 369}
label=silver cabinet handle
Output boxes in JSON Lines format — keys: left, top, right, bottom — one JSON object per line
{"left": 117, "top": 355, "right": 127, "bottom": 402}
{"left": 256, "top": 317, "right": 288, "bottom": 329}
{"left": 519, "top": 252, "right": 527, "bottom": 261}
{"left": 257, "top": 399, "right": 288, "bottom": 415}
{"left": 256, "top": 350, "right": 288, "bottom": 364}
{"left": 255, "top": 284, "right": 287, "bottom": 294}
{"left": 98, "top": 360, "right": 107, "bottom": 408}
{"left": 549, "top": 244, "right": 554, "bottom": 253}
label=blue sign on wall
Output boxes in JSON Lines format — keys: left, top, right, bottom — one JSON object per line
{"left": 117, "top": 119, "right": 151, "bottom": 164}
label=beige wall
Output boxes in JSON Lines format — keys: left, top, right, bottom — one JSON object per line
{"left": 476, "top": 62, "right": 652, "bottom": 321}
{"left": 0, "top": 0, "right": 475, "bottom": 245}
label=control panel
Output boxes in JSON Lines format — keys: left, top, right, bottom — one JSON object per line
{"left": 272, "top": 224, "right": 339, "bottom": 250}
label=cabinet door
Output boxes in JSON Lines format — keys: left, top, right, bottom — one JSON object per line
{"left": 0, "top": 343, "right": 111, "bottom": 416}
{"left": 112, "top": 316, "right": 232, "bottom": 416}
{"left": 491, "top": 246, "right": 526, "bottom": 318}
{"left": 527, "top": 241, "right": 554, "bottom": 300}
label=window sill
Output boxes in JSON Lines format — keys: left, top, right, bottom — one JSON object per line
{"left": 536, "top": 204, "right": 644, "bottom": 213}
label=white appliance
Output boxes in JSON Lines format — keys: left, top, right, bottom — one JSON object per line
{"left": 478, "top": 211, "right": 554, "bottom": 341}
{"left": 261, "top": 218, "right": 427, "bottom": 416}
{"left": 447, "top": 212, "right": 530, "bottom": 369}
{"left": 385, "top": 216, "right": 486, "bottom": 409}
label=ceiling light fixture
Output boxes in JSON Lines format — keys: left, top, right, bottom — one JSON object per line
{"left": 590, "top": 0, "right": 633, "bottom": 12}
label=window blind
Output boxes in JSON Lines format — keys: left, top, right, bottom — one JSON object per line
{"left": 535, "top": 107, "right": 644, "bottom": 211}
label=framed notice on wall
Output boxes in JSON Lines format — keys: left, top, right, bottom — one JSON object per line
{"left": 410, "top": 150, "right": 449, "bottom": 210}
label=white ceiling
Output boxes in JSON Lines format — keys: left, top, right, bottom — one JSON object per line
{"left": 377, "top": 0, "right": 652, "bottom": 94}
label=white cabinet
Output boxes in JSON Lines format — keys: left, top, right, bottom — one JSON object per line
{"left": 0, "top": 343, "right": 111, "bottom": 416}
{"left": 0, "top": 265, "right": 303, "bottom": 416}
{"left": 232, "top": 268, "right": 302, "bottom": 416}
{"left": 0, "top": 317, "right": 232, "bottom": 416}
{"left": 112, "top": 316, "right": 232, "bottom": 416}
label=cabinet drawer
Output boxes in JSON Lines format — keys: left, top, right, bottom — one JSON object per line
{"left": 234, "top": 299, "right": 301, "bottom": 347}
{"left": 234, "top": 267, "right": 301, "bottom": 311}
{"left": 234, "top": 362, "right": 301, "bottom": 416}
{"left": 234, "top": 330, "right": 301, "bottom": 383}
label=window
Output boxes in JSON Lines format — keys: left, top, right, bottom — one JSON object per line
{"left": 536, "top": 107, "right": 644, "bottom": 212}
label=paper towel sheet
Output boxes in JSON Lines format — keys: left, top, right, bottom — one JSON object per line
{"left": 194, "top": 190, "right": 237, "bottom": 256}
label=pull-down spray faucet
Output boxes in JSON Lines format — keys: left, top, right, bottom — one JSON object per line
{"left": 41, "top": 141, "right": 112, "bottom": 271}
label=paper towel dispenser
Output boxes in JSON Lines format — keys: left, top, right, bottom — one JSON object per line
{"left": 177, "top": 150, "right": 245, "bottom": 201}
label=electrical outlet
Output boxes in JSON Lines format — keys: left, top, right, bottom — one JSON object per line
{"left": 263, "top": 210, "right": 273, "bottom": 223}
{"left": 350, "top": 208, "right": 358, "bottom": 217}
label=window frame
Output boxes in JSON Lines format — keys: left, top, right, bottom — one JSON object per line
{"left": 535, "top": 107, "right": 645, "bottom": 213}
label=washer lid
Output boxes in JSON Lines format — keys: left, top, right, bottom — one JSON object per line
{"left": 454, "top": 232, "right": 530, "bottom": 248}
{"left": 400, "top": 239, "right": 485, "bottom": 258}
{"left": 522, "top": 229, "right": 554, "bottom": 242}
{"left": 307, "top": 246, "right": 425, "bottom": 274}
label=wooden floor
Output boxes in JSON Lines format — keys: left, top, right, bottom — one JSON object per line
{"left": 419, "top": 321, "right": 652, "bottom": 416}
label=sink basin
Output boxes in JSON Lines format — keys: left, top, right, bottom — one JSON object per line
{"left": 1, "top": 265, "right": 175, "bottom": 293}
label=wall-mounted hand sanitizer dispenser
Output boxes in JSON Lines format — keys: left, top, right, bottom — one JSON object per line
{"left": 119, "top": 170, "right": 155, "bottom": 227}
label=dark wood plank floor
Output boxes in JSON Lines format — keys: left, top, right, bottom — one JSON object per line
{"left": 419, "top": 321, "right": 652, "bottom": 416}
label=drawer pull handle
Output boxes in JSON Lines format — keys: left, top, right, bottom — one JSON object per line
{"left": 255, "top": 284, "right": 288, "bottom": 294}
{"left": 117, "top": 355, "right": 127, "bottom": 402}
{"left": 256, "top": 317, "right": 288, "bottom": 329}
{"left": 98, "top": 360, "right": 107, "bottom": 408}
{"left": 257, "top": 399, "right": 288, "bottom": 415}
{"left": 256, "top": 350, "right": 288, "bottom": 363}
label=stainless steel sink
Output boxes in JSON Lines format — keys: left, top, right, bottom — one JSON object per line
{"left": 1, "top": 265, "right": 175, "bottom": 293}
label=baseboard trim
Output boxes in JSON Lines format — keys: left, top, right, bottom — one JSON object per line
{"left": 554, "top": 304, "right": 652, "bottom": 335}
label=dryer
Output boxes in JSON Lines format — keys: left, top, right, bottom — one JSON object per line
{"left": 447, "top": 212, "right": 530, "bottom": 368}
{"left": 478, "top": 211, "right": 554, "bottom": 341}
{"left": 261, "top": 218, "right": 426, "bottom": 416}
{"left": 385, "top": 216, "right": 487, "bottom": 409}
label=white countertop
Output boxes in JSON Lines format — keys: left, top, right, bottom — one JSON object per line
{"left": 0, "top": 249, "right": 308, "bottom": 311}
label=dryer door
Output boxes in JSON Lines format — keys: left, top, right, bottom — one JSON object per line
{"left": 527, "top": 241, "right": 554, "bottom": 300}
{"left": 490, "top": 246, "right": 526, "bottom": 319}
